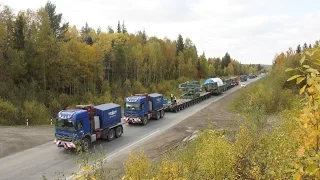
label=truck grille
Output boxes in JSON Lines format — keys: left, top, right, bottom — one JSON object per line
{"left": 56, "top": 134, "right": 72, "bottom": 142}
{"left": 127, "top": 114, "right": 138, "bottom": 118}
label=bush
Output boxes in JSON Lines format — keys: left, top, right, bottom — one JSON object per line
{"left": 124, "top": 151, "right": 151, "bottom": 180}
{"left": 22, "top": 100, "right": 50, "bottom": 125}
{"left": 0, "top": 98, "right": 19, "bottom": 125}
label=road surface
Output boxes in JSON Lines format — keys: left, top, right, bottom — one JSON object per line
{"left": 0, "top": 78, "right": 260, "bottom": 180}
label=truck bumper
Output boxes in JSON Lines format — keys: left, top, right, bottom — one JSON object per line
{"left": 123, "top": 117, "right": 141, "bottom": 124}
{"left": 54, "top": 139, "right": 76, "bottom": 149}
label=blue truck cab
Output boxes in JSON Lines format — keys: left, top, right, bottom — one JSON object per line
{"left": 54, "top": 103, "right": 123, "bottom": 151}
{"left": 124, "top": 93, "right": 165, "bottom": 125}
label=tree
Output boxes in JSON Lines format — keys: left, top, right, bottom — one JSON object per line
{"left": 117, "top": 21, "right": 121, "bottom": 33}
{"left": 13, "top": 12, "right": 25, "bottom": 50}
{"left": 142, "top": 29, "right": 147, "bottom": 44}
{"left": 81, "top": 22, "right": 93, "bottom": 45}
{"left": 35, "top": 9, "right": 59, "bottom": 92}
{"left": 122, "top": 21, "right": 127, "bottom": 34}
{"left": 44, "top": 1, "right": 69, "bottom": 39}
{"left": 303, "top": 43, "right": 308, "bottom": 51}
{"left": 296, "top": 44, "right": 301, "bottom": 54}
{"left": 257, "top": 64, "right": 262, "bottom": 71}
{"left": 97, "top": 27, "right": 101, "bottom": 35}
{"left": 221, "top": 52, "right": 231, "bottom": 68}
{"left": 107, "top": 25, "right": 114, "bottom": 34}
{"left": 309, "top": 44, "right": 312, "bottom": 49}
{"left": 176, "top": 34, "right": 184, "bottom": 56}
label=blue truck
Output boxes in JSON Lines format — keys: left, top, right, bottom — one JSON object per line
{"left": 54, "top": 103, "right": 123, "bottom": 151}
{"left": 123, "top": 93, "right": 165, "bottom": 125}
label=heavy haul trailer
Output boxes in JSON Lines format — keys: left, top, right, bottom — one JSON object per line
{"left": 203, "top": 78, "right": 227, "bottom": 95}
{"left": 222, "top": 78, "right": 233, "bottom": 90}
{"left": 164, "top": 91, "right": 212, "bottom": 112}
{"left": 202, "top": 81, "right": 218, "bottom": 93}
{"left": 164, "top": 82, "right": 212, "bottom": 112}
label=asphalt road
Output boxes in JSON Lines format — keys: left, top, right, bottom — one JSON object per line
{"left": 0, "top": 77, "right": 260, "bottom": 180}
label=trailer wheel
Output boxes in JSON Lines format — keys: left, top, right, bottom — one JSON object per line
{"left": 107, "top": 129, "right": 115, "bottom": 141}
{"left": 160, "top": 110, "right": 165, "bottom": 118}
{"left": 115, "top": 126, "right": 123, "bottom": 138}
{"left": 142, "top": 116, "right": 148, "bottom": 125}
{"left": 82, "top": 137, "right": 91, "bottom": 152}
{"left": 156, "top": 111, "right": 160, "bottom": 120}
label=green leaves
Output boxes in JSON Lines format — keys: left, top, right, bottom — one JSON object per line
{"left": 306, "top": 68, "right": 319, "bottom": 74}
{"left": 287, "top": 75, "right": 302, "bottom": 82}
{"left": 285, "top": 68, "right": 295, "bottom": 72}
{"left": 300, "top": 55, "right": 306, "bottom": 64}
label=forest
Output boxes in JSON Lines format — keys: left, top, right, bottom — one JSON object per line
{"left": 0, "top": 1, "right": 262, "bottom": 125}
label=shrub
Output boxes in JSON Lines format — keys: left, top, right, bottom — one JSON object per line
{"left": 0, "top": 98, "right": 19, "bottom": 125}
{"left": 22, "top": 100, "right": 50, "bottom": 125}
{"left": 123, "top": 150, "right": 151, "bottom": 180}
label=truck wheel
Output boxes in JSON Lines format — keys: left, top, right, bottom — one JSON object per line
{"left": 160, "top": 110, "right": 165, "bottom": 118}
{"left": 107, "top": 129, "right": 115, "bottom": 141}
{"left": 82, "top": 137, "right": 91, "bottom": 152}
{"left": 115, "top": 126, "right": 123, "bottom": 138}
{"left": 156, "top": 111, "right": 160, "bottom": 120}
{"left": 142, "top": 116, "right": 148, "bottom": 125}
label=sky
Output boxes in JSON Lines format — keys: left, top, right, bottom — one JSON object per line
{"left": 1, "top": 0, "right": 320, "bottom": 65}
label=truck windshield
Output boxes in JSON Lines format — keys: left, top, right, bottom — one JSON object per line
{"left": 56, "top": 119, "right": 76, "bottom": 132}
{"left": 125, "top": 102, "right": 141, "bottom": 110}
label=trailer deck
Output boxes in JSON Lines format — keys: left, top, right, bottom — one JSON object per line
{"left": 164, "top": 91, "right": 212, "bottom": 112}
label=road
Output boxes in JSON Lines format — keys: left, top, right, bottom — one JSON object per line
{"left": 0, "top": 78, "right": 260, "bottom": 180}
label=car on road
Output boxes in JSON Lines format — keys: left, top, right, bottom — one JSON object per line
{"left": 241, "top": 83, "right": 246, "bottom": 88}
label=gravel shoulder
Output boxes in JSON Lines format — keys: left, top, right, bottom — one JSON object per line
{"left": 0, "top": 126, "right": 54, "bottom": 158}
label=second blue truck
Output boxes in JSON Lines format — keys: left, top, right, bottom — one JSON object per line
{"left": 124, "top": 93, "right": 165, "bottom": 125}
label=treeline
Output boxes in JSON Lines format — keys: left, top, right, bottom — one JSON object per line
{"left": 0, "top": 1, "right": 261, "bottom": 125}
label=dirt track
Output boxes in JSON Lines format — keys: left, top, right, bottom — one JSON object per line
{"left": 105, "top": 89, "right": 243, "bottom": 179}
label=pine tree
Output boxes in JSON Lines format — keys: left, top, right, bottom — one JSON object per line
{"left": 309, "top": 44, "right": 312, "bottom": 49}
{"left": 176, "top": 34, "right": 184, "bottom": 56}
{"left": 122, "top": 20, "right": 127, "bottom": 34}
{"left": 221, "top": 52, "right": 231, "bottom": 68}
{"left": 296, "top": 44, "right": 301, "bottom": 54}
{"left": 44, "top": 1, "right": 69, "bottom": 39}
{"left": 107, "top": 25, "right": 114, "bottom": 34}
{"left": 13, "top": 13, "right": 25, "bottom": 50}
{"left": 142, "top": 29, "right": 147, "bottom": 44}
{"left": 81, "top": 22, "right": 93, "bottom": 45}
{"left": 117, "top": 21, "right": 121, "bottom": 33}
{"left": 303, "top": 42, "right": 308, "bottom": 50}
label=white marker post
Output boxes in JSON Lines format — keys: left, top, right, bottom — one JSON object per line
{"left": 26, "top": 119, "right": 28, "bottom": 126}
{"left": 51, "top": 119, "right": 52, "bottom": 126}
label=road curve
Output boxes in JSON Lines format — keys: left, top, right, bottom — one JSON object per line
{"left": 0, "top": 78, "right": 260, "bottom": 180}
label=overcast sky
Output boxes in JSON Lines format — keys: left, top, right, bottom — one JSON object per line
{"left": 2, "top": 0, "right": 320, "bottom": 65}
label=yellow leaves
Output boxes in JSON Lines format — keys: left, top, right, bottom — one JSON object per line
{"left": 305, "top": 164, "right": 318, "bottom": 175}
{"left": 296, "top": 77, "right": 306, "bottom": 84}
{"left": 293, "top": 172, "right": 301, "bottom": 180}
{"left": 300, "top": 85, "right": 307, "bottom": 95}
{"left": 296, "top": 146, "right": 305, "bottom": 158}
